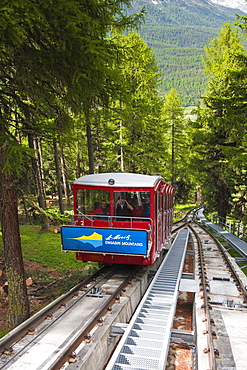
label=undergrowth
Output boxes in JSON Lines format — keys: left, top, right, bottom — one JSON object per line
{"left": 173, "top": 203, "right": 197, "bottom": 222}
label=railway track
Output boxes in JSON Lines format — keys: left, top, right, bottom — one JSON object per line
{"left": 189, "top": 222, "right": 218, "bottom": 370}
{"left": 167, "top": 212, "right": 247, "bottom": 370}
{"left": 188, "top": 214, "right": 247, "bottom": 370}
{"left": 0, "top": 266, "right": 110, "bottom": 355}
{"left": 1, "top": 210, "right": 247, "bottom": 370}
{"left": 0, "top": 265, "right": 141, "bottom": 370}
{"left": 0, "top": 250, "right": 169, "bottom": 370}
{"left": 105, "top": 228, "right": 191, "bottom": 370}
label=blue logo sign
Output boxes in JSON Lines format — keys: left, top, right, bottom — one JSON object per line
{"left": 61, "top": 226, "right": 148, "bottom": 255}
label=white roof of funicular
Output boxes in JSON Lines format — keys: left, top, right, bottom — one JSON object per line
{"left": 73, "top": 172, "right": 164, "bottom": 188}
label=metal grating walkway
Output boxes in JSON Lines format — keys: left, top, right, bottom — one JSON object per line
{"left": 197, "top": 208, "right": 247, "bottom": 260}
{"left": 106, "top": 228, "right": 189, "bottom": 370}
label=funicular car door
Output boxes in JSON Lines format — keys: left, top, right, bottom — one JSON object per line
{"left": 161, "top": 184, "right": 167, "bottom": 244}
{"left": 169, "top": 186, "right": 174, "bottom": 232}
{"left": 156, "top": 188, "right": 163, "bottom": 252}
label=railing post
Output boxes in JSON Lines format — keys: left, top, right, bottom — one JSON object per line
{"left": 206, "top": 212, "right": 247, "bottom": 240}
{"left": 244, "top": 225, "right": 247, "bottom": 243}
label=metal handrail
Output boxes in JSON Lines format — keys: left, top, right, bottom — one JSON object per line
{"left": 76, "top": 209, "right": 95, "bottom": 223}
{"left": 73, "top": 214, "right": 153, "bottom": 241}
{"left": 210, "top": 214, "right": 247, "bottom": 243}
{"left": 74, "top": 214, "right": 152, "bottom": 225}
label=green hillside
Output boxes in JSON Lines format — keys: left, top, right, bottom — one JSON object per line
{"left": 131, "top": 0, "right": 245, "bottom": 105}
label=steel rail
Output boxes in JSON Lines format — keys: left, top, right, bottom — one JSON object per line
{"left": 195, "top": 218, "right": 247, "bottom": 303}
{"left": 46, "top": 266, "right": 140, "bottom": 370}
{"left": 172, "top": 207, "right": 200, "bottom": 234}
{"left": 188, "top": 223, "right": 217, "bottom": 370}
{"left": 0, "top": 265, "right": 110, "bottom": 355}
{"left": 0, "top": 265, "right": 140, "bottom": 370}
{"left": 0, "top": 266, "right": 122, "bottom": 370}
{"left": 172, "top": 221, "right": 187, "bottom": 234}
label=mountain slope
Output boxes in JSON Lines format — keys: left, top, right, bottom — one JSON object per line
{"left": 210, "top": 0, "right": 247, "bottom": 13}
{"left": 131, "top": 0, "right": 246, "bottom": 105}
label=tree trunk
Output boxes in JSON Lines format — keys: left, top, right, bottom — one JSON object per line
{"left": 171, "top": 118, "right": 175, "bottom": 188}
{"left": 84, "top": 107, "right": 95, "bottom": 174}
{"left": 60, "top": 147, "right": 71, "bottom": 207}
{"left": 0, "top": 144, "right": 30, "bottom": 328}
{"left": 76, "top": 151, "right": 81, "bottom": 179}
{"left": 33, "top": 137, "right": 46, "bottom": 206}
{"left": 120, "top": 119, "right": 124, "bottom": 172}
{"left": 53, "top": 139, "right": 64, "bottom": 214}
{"left": 217, "top": 178, "right": 230, "bottom": 220}
{"left": 28, "top": 134, "right": 46, "bottom": 209}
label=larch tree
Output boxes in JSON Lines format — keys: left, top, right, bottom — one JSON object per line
{"left": 192, "top": 22, "right": 247, "bottom": 218}
{"left": 99, "top": 31, "right": 164, "bottom": 174}
{"left": 83, "top": 31, "right": 164, "bottom": 174}
{"left": 162, "top": 88, "right": 186, "bottom": 196}
{"left": 0, "top": 0, "right": 144, "bottom": 328}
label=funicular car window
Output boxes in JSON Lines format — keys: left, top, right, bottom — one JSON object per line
{"left": 76, "top": 189, "right": 110, "bottom": 216}
{"left": 114, "top": 191, "right": 150, "bottom": 220}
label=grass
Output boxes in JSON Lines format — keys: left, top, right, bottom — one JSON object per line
{"left": 17, "top": 225, "right": 98, "bottom": 287}
{"left": 220, "top": 246, "right": 247, "bottom": 275}
{"left": 0, "top": 225, "right": 98, "bottom": 281}
{"left": 19, "top": 225, "right": 86, "bottom": 271}
{"left": 173, "top": 203, "right": 197, "bottom": 222}
{"left": 0, "top": 224, "right": 98, "bottom": 337}
{"left": 239, "top": 264, "right": 247, "bottom": 275}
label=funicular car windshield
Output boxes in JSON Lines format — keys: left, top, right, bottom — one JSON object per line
{"left": 76, "top": 188, "right": 110, "bottom": 220}
{"left": 76, "top": 188, "right": 150, "bottom": 223}
{"left": 114, "top": 191, "right": 150, "bottom": 221}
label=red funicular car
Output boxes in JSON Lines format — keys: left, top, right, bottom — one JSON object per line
{"left": 61, "top": 173, "right": 174, "bottom": 265}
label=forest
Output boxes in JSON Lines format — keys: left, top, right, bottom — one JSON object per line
{"left": 1, "top": 0, "right": 247, "bottom": 330}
